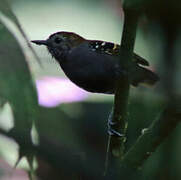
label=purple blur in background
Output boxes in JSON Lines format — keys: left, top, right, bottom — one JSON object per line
{"left": 36, "top": 77, "right": 89, "bottom": 107}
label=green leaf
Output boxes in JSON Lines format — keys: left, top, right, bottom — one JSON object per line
{"left": 0, "top": 20, "right": 39, "bottom": 170}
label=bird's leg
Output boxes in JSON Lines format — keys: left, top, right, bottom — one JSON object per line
{"left": 107, "top": 109, "right": 124, "bottom": 137}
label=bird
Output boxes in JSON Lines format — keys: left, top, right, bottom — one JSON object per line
{"left": 32, "top": 31, "right": 159, "bottom": 94}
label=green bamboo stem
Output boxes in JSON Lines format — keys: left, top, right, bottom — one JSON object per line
{"left": 104, "top": 7, "right": 139, "bottom": 176}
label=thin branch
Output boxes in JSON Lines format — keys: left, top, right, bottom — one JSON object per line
{"left": 112, "top": 7, "right": 139, "bottom": 156}
{"left": 105, "top": 7, "right": 139, "bottom": 176}
{"left": 120, "top": 102, "right": 181, "bottom": 169}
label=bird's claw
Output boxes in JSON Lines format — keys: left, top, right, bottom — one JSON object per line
{"left": 108, "top": 116, "right": 125, "bottom": 137}
{"left": 108, "top": 128, "right": 124, "bottom": 137}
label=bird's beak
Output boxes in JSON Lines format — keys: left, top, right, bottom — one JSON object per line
{"left": 31, "top": 40, "right": 48, "bottom": 46}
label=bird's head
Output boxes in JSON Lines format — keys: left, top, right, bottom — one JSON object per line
{"left": 32, "top": 31, "right": 85, "bottom": 61}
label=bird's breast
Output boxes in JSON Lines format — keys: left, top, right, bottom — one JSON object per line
{"left": 58, "top": 42, "right": 120, "bottom": 93}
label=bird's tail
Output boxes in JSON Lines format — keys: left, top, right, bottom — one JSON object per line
{"left": 131, "top": 66, "right": 159, "bottom": 86}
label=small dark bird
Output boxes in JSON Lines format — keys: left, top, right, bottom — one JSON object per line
{"left": 32, "top": 31, "right": 159, "bottom": 94}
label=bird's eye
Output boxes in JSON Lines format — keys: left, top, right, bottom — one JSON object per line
{"left": 54, "top": 37, "right": 62, "bottom": 44}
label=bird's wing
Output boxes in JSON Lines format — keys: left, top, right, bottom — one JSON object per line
{"left": 88, "top": 40, "right": 149, "bottom": 66}
{"left": 89, "top": 40, "right": 119, "bottom": 55}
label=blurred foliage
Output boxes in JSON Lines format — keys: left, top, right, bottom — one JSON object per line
{"left": 0, "top": 0, "right": 39, "bottom": 176}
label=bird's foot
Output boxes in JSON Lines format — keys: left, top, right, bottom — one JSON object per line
{"left": 107, "top": 113, "right": 125, "bottom": 137}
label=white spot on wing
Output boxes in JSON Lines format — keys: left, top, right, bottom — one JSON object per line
{"left": 101, "top": 42, "right": 106, "bottom": 46}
